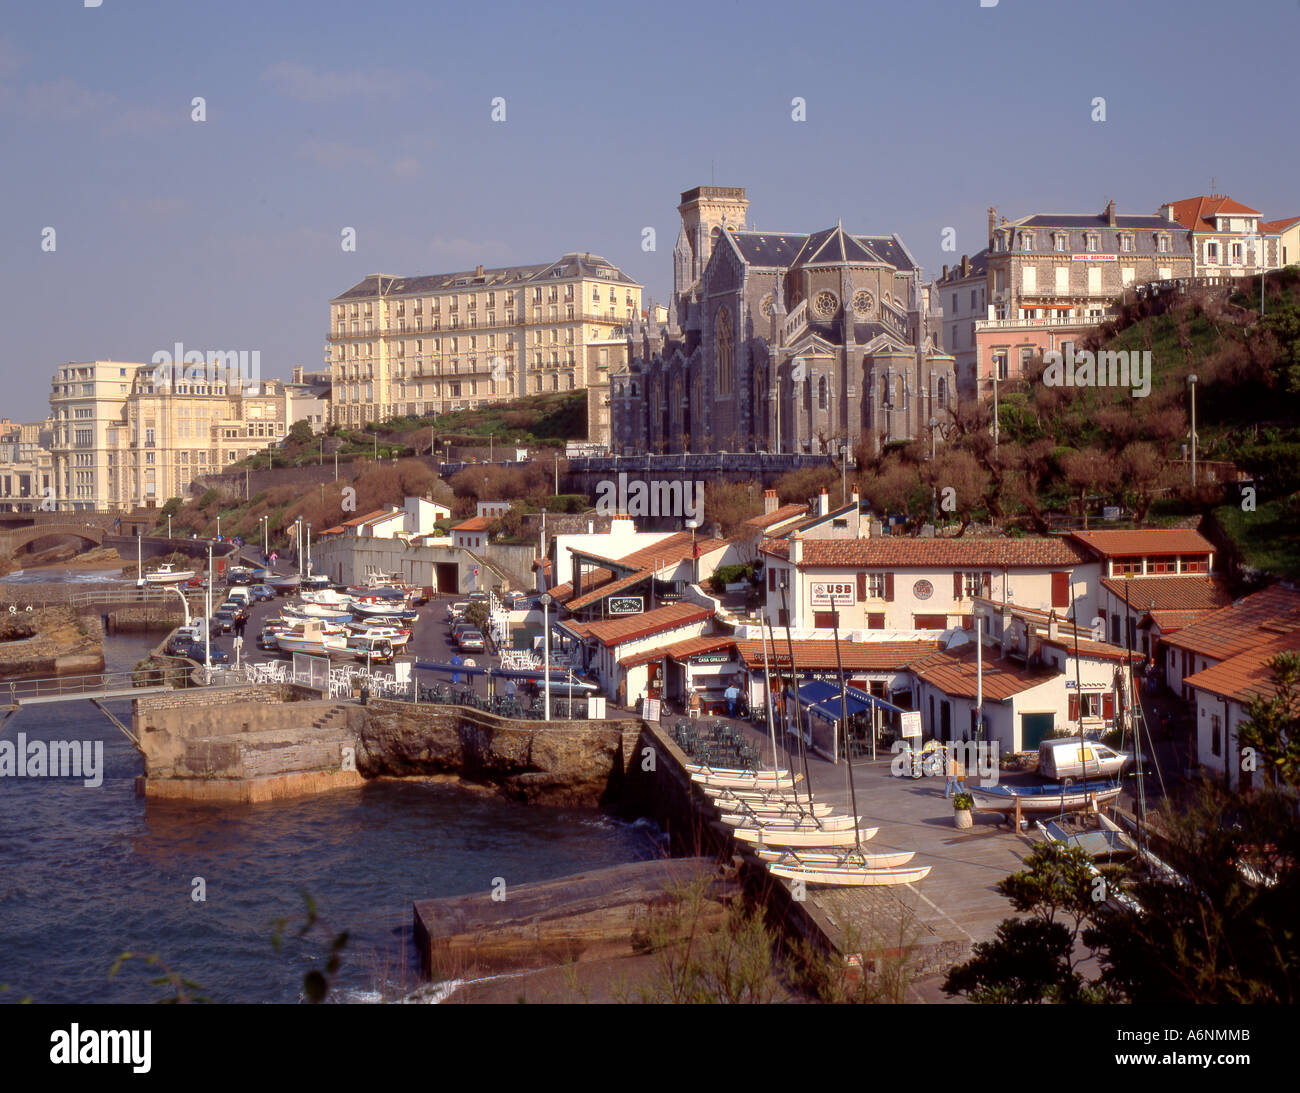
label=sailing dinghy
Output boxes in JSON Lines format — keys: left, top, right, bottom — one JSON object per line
{"left": 731, "top": 825, "right": 878, "bottom": 848}
{"left": 719, "top": 811, "right": 862, "bottom": 831}
{"left": 756, "top": 847, "right": 916, "bottom": 869}
{"left": 768, "top": 861, "right": 931, "bottom": 887}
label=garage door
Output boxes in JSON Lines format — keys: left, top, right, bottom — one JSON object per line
{"left": 435, "top": 562, "right": 458, "bottom": 595}
{"left": 1020, "top": 712, "right": 1055, "bottom": 752}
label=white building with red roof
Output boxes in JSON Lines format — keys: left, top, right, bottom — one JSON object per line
{"left": 1160, "top": 194, "right": 1293, "bottom": 276}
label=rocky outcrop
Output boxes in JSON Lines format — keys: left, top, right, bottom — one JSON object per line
{"left": 357, "top": 699, "right": 641, "bottom": 807}
{"left": 0, "top": 606, "right": 103, "bottom": 679}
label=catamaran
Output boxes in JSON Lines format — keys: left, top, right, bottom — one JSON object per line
{"left": 756, "top": 847, "right": 916, "bottom": 868}
{"left": 732, "top": 825, "right": 879, "bottom": 848}
{"left": 706, "top": 793, "right": 835, "bottom": 818}
{"left": 768, "top": 861, "right": 932, "bottom": 887}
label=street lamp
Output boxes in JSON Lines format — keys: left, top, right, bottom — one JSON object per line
{"left": 204, "top": 540, "right": 213, "bottom": 677}
{"left": 167, "top": 513, "right": 171, "bottom": 539}
{"left": 1187, "top": 374, "right": 1198, "bottom": 487}
{"left": 539, "top": 591, "right": 553, "bottom": 721}
{"left": 305, "top": 522, "right": 312, "bottom": 576}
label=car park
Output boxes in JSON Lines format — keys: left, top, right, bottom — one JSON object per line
{"left": 212, "top": 609, "right": 239, "bottom": 633}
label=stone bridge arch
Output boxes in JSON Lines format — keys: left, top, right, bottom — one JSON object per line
{"left": 0, "top": 523, "right": 107, "bottom": 556}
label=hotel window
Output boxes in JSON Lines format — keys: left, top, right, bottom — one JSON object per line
{"left": 1020, "top": 233, "right": 1034, "bottom": 251}
{"left": 1120, "top": 234, "right": 1133, "bottom": 252}
{"left": 1018, "top": 347, "right": 1034, "bottom": 373}
{"left": 1157, "top": 235, "right": 1169, "bottom": 253}
{"left": 993, "top": 350, "right": 1009, "bottom": 381}
{"left": 1086, "top": 234, "right": 1098, "bottom": 252}
{"left": 1054, "top": 234, "right": 1067, "bottom": 252}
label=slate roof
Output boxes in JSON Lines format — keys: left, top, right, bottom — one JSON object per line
{"left": 1099, "top": 575, "right": 1231, "bottom": 610}
{"left": 725, "top": 228, "right": 916, "bottom": 272}
{"left": 581, "top": 602, "right": 711, "bottom": 648}
{"left": 1013, "top": 213, "right": 1180, "bottom": 230}
{"left": 1163, "top": 585, "right": 1300, "bottom": 661}
{"left": 1071, "top": 529, "right": 1215, "bottom": 558}
{"left": 332, "top": 253, "right": 637, "bottom": 302}
{"left": 761, "top": 536, "right": 1089, "bottom": 568}
{"left": 1183, "top": 633, "right": 1300, "bottom": 704}
{"left": 908, "top": 645, "right": 1060, "bottom": 701}
{"left": 935, "top": 250, "right": 989, "bottom": 284}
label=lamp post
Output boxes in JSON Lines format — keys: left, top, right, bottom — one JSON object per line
{"left": 167, "top": 513, "right": 171, "bottom": 539}
{"left": 204, "top": 540, "right": 213, "bottom": 676}
{"left": 539, "top": 591, "right": 553, "bottom": 721}
{"left": 1187, "top": 373, "right": 1198, "bottom": 487}
{"left": 216, "top": 515, "right": 221, "bottom": 540}
{"left": 305, "top": 522, "right": 312, "bottom": 576}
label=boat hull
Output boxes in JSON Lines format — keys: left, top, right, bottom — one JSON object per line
{"left": 731, "top": 826, "right": 878, "bottom": 848}
{"left": 768, "top": 862, "right": 931, "bottom": 887}
{"left": 756, "top": 849, "right": 916, "bottom": 868}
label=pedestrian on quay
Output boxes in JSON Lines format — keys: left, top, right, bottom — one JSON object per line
{"left": 944, "top": 748, "right": 963, "bottom": 799}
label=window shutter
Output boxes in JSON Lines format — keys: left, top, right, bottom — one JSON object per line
{"left": 953, "top": 572, "right": 963, "bottom": 600}
{"left": 1102, "top": 692, "right": 1115, "bottom": 720}
{"left": 1051, "top": 571, "right": 1069, "bottom": 608}
{"left": 857, "top": 572, "right": 867, "bottom": 601}
{"left": 1068, "top": 693, "right": 1080, "bottom": 721}
{"left": 768, "top": 568, "right": 776, "bottom": 592}
{"left": 884, "top": 573, "right": 894, "bottom": 602}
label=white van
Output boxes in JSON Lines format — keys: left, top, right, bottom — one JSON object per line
{"left": 1038, "top": 739, "right": 1130, "bottom": 781}
{"left": 226, "top": 586, "right": 253, "bottom": 607}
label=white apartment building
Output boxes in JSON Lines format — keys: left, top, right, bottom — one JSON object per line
{"left": 327, "top": 254, "right": 643, "bottom": 445}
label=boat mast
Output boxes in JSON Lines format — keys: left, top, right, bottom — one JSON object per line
{"left": 1068, "top": 587, "right": 1093, "bottom": 802}
{"left": 777, "top": 582, "right": 815, "bottom": 814}
{"left": 763, "top": 613, "right": 807, "bottom": 811}
{"left": 830, "top": 611, "right": 862, "bottom": 851}
{"left": 1121, "top": 577, "right": 1148, "bottom": 852}
{"left": 759, "top": 614, "right": 787, "bottom": 795}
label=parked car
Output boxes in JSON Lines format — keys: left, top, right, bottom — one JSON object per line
{"left": 212, "top": 609, "right": 238, "bottom": 633}
{"left": 227, "top": 567, "right": 253, "bottom": 585}
{"left": 446, "top": 601, "right": 469, "bottom": 621}
{"left": 218, "top": 601, "right": 249, "bottom": 623}
{"left": 457, "top": 629, "right": 485, "bottom": 653}
{"left": 171, "top": 637, "right": 229, "bottom": 664}
{"left": 256, "top": 629, "right": 280, "bottom": 651}
{"left": 1037, "top": 739, "right": 1131, "bottom": 781}
{"left": 250, "top": 584, "right": 275, "bottom": 602}
{"left": 184, "top": 576, "right": 208, "bottom": 589}
{"left": 468, "top": 591, "right": 488, "bottom": 602}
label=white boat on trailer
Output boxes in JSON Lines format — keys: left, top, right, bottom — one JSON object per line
{"left": 756, "top": 847, "right": 916, "bottom": 869}
{"left": 731, "top": 825, "right": 878, "bottom": 848}
{"left": 143, "top": 562, "right": 197, "bottom": 584}
{"left": 719, "top": 809, "right": 858, "bottom": 830}
{"left": 768, "top": 861, "right": 931, "bottom": 887}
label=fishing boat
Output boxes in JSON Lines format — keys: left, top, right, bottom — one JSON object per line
{"left": 301, "top": 574, "right": 332, "bottom": 592}
{"left": 353, "top": 596, "right": 417, "bottom": 620}
{"left": 274, "top": 622, "right": 350, "bottom": 656}
{"left": 756, "top": 848, "right": 916, "bottom": 868}
{"left": 971, "top": 779, "right": 1122, "bottom": 814}
{"left": 344, "top": 623, "right": 410, "bottom": 649}
{"left": 300, "top": 588, "right": 353, "bottom": 607}
{"left": 282, "top": 602, "right": 354, "bottom": 623}
{"left": 719, "top": 811, "right": 863, "bottom": 831}
{"left": 731, "top": 825, "right": 878, "bottom": 848}
{"left": 768, "top": 861, "right": 931, "bottom": 887}
{"left": 143, "top": 562, "right": 197, "bottom": 584}
{"left": 269, "top": 573, "right": 301, "bottom": 594}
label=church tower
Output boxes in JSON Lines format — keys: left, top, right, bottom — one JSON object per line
{"left": 674, "top": 186, "right": 750, "bottom": 296}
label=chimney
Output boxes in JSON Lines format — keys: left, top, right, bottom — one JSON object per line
{"left": 818, "top": 488, "right": 829, "bottom": 517}
{"left": 789, "top": 530, "right": 803, "bottom": 566}
{"left": 1105, "top": 199, "right": 1117, "bottom": 227}
{"left": 1048, "top": 611, "right": 1059, "bottom": 641}
{"left": 763, "top": 489, "right": 778, "bottom": 515}
{"left": 961, "top": 254, "right": 970, "bottom": 277}
{"left": 988, "top": 207, "right": 997, "bottom": 247}
{"left": 942, "top": 264, "right": 949, "bottom": 280}
{"left": 475, "top": 264, "right": 484, "bottom": 277}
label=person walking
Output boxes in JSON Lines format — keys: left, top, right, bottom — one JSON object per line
{"left": 944, "top": 747, "right": 963, "bottom": 799}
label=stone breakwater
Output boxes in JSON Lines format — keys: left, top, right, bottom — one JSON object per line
{"left": 0, "top": 606, "right": 103, "bottom": 680}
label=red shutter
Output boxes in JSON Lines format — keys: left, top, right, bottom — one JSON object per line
{"left": 1051, "top": 571, "right": 1069, "bottom": 608}
{"left": 884, "top": 573, "right": 894, "bottom": 602}
{"left": 1102, "top": 692, "right": 1115, "bottom": 720}
{"left": 1068, "top": 693, "right": 1080, "bottom": 721}
{"left": 857, "top": 572, "right": 867, "bottom": 601}
{"left": 768, "top": 568, "right": 776, "bottom": 592}
{"left": 953, "top": 572, "right": 963, "bottom": 600}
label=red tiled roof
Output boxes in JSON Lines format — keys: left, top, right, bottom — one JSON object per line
{"left": 1141, "top": 608, "right": 1218, "bottom": 634}
{"left": 733, "top": 638, "right": 939, "bottom": 672}
{"left": 1040, "top": 634, "right": 1142, "bottom": 663}
{"left": 1184, "top": 634, "right": 1300, "bottom": 705}
{"left": 617, "top": 531, "right": 729, "bottom": 570}
{"left": 762, "top": 536, "right": 1087, "bottom": 569}
{"left": 1099, "top": 575, "right": 1231, "bottom": 609}
{"left": 1164, "top": 585, "right": 1300, "bottom": 661}
{"left": 453, "top": 516, "right": 492, "bottom": 532}
{"left": 582, "top": 602, "right": 711, "bottom": 648}
{"left": 1164, "top": 195, "right": 1261, "bottom": 232}
{"left": 909, "top": 644, "right": 1060, "bottom": 701}
{"left": 742, "top": 504, "right": 809, "bottom": 530}
{"left": 1262, "top": 216, "right": 1300, "bottom": 234}
{"left": 619, "top": 635, "right": 737, "bottom": 669}
{"left": 566, "top": 567, "right": 652, "bottom": 611}
{"left": 318, "top": 508, "right": 388, "bottom": 536}
{"left": 1071, "top": 529, "right": 1214, "bottom": 558}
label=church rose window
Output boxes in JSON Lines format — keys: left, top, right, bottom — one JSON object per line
{"left": 814, "top": 291, "right": 838, "bottom": 317}
{"left": 852, "top": 290, "right": 874, "bottom": 316}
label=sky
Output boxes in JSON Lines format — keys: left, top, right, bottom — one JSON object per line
{"left": 2, "top": 0, "right": 1298, "bottom": 422}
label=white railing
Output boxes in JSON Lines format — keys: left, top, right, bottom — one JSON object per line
{"left": 975, "top": 314, "right": 1110, "bottom": 331}
{"left": 781, "top": 299, "right": 808, "bottom": 343}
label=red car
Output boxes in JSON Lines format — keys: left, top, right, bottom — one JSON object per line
{"left": 185, "top": 576, "right": 209, "bottom": 589}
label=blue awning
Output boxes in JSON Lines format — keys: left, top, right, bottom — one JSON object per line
{"left": 791, "top": 679, "right": 905, "bottom": 722}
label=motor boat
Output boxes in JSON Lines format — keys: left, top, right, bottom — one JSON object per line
{"left": 300, "top": 588, "right": 354, "bottom": 608}
{"left": 273, "top": 621, "right": 350, "bottom": 656}
{"left": 143, "top": 562, "right": 197, "bottom": 584}
{"left": 269, "top": 574, "right": 301, "bottom": 594}
{"left": 282, "top": 601, "right": 354, "bottom": 623}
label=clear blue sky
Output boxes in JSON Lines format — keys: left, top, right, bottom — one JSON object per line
{"left": 2, "top": 0, "right": 1297, "bottom": 421}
